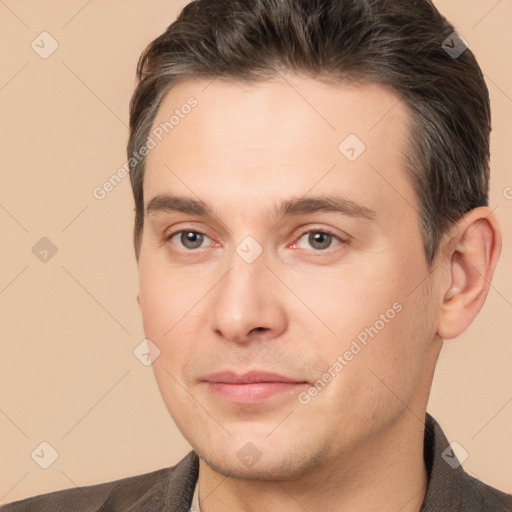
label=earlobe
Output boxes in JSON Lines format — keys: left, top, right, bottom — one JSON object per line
{"left": 437, "top": 207, "right": 501, "bottom": 340}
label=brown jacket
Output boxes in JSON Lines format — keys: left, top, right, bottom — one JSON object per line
{"left": 1, "top": 413, "right": 511, "bottom": 511}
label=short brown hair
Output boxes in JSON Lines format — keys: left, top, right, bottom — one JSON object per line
{"left": 128, "top": 0, "right": 491, "bottom": 266}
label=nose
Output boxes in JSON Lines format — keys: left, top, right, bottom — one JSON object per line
{"left": 209, "top": 249, "right": 288, "bottom": 344}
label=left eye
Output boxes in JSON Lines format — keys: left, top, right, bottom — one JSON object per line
{"left": 294, "top": 231, "right": 342, "bottom": 251}
{"left": 169, "top": 230, "right": 212, "bottom": 250}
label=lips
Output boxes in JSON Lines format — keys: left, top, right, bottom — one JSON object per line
{"left": 201, "top": 371, "right": 307, "bottom": 384}
{"left": 201, "top": 371, "right": 309, "bottom": 403}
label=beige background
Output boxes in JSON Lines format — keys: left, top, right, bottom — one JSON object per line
{"left": 0, "top": 0, "right": 511, "bottom": 504}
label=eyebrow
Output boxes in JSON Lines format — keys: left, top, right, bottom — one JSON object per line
{"left": 145, "top": 194, "right": 376, "bottom": 221}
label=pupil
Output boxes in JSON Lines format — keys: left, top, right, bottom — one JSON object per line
{"left": 182, "top": 231, "right": 203, "bottom": 248}
{"left": 310, "top": 232, "right": 331, "bottom": 250}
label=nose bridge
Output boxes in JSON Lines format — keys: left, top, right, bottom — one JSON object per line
{"left": 220, "top": 230, "right": 269, "bottom": 300}
{"left": 209, "top": 240, "right": 284, "bottom": 342}
{"left": 218, "top": 245, "right": 268, "bottom": 317}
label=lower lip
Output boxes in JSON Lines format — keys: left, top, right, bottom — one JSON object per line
{"left": 204, "top": 382, "right": 306, "bottom": 403}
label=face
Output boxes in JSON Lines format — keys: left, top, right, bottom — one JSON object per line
{"left": 137, "top": 75, "right": 441, "bottom": 480}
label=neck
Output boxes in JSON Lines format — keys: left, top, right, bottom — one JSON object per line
{"left": 196, "top": 410, "right": 428, "bottom": 512}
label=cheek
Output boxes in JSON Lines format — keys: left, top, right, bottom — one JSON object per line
{"left": 138, "top": 262, "right": 209, "bottom": 379}
{"left": 285, "top": 262, "right": 400, "bottom": 340}
{"left": 138, "top": 271, "right": 170, "bottom": 340}
{"left": 139, "top": 259, "right": 196, "bottom": 333}
{"left": 138, "top": 269, "right": 199, "bottom": 424}
{"left": 347, "top": 286, "right": 435, "bottom": 411}
{"left": 304, "top": 258, "right": 433, "bottom": 404}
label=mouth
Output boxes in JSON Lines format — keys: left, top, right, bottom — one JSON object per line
{"left": 200, "top": 371, "right": 309, "bottom": 403}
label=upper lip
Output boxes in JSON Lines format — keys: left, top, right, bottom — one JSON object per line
{"left": 201, "top": 371, "right": 307, "bottom": 384}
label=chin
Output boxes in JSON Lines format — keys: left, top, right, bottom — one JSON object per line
{"left": 195, "top": 436, "right": 331, "bottom": 482}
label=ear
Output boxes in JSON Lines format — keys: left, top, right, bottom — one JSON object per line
{"left": 437, "top": 207, "right": 501, "bottom": 340}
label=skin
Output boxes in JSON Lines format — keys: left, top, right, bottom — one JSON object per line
{"left": 136, "top": 74, "right": 501, "bottom": 512}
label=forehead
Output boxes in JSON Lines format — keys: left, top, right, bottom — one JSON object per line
{"left": 143, "top": 75, "right": 415, "bottom": 223}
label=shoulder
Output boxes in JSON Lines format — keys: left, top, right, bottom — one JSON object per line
{"left": 423, "top": 413, "right": 512, "bottom": 511}
{"left": 458, "top": 471, "right": 512, "bottom": 511}
{"left": 0, "top": 451, "right": 198, "bottom": 512}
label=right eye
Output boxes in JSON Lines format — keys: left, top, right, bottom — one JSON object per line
{"left": 166, "top": 230, "right": 215, "bottom": 250}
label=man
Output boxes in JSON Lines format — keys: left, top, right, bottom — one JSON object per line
{"left": 2, "top": 0, "right": 511, "bottom": 510}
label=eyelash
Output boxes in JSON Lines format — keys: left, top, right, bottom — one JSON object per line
{"left": 164, "top": 227, "right": 347, "bottom": 252}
